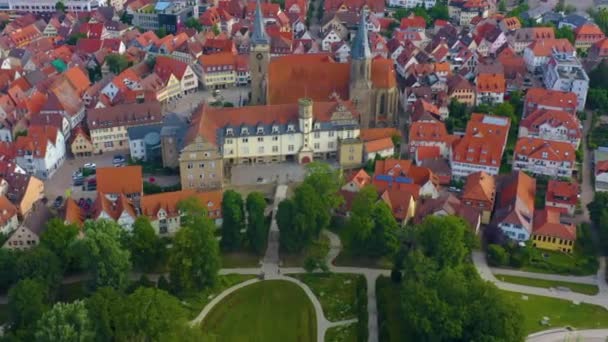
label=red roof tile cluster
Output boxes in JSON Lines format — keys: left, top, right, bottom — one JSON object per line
{"left": 546, "top": 179, "right": 579, "bottom": 207}
{"left": 514, "top": 138, "right": 576, "bottom": 163}
{"left": 520, "top": 108, "right": 581, "bottom": 143}
{"left": 96, "top": 166, "right": 143, "bottom": 195}
{"left": 476, "top": 73, "right": 505, "bottom": 93}
{"left": 533, "top": 209, "right": 576, "bottom": 241}
{"left": 462, "top": 171, "right": 496, "bottom": 205}
{"left": 524, "top": 88, "right": 578, "bottom": 116}
{"left": 452, "top": 114, "right": 510, "bottom": 168}
{"left": 141, "top": 189, "right": 223, "bottom": 220}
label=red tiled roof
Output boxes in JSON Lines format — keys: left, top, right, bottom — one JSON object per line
{"left": 519, "top": 108, "right": 581, "bottom": 141}
{"left": 379, "top": 188, "right": 414, "bottom": 221}
{"left": 365, "top": 137, "right": 394, "bottom": 153}
{"left": 344, "top": 169, "right": 372, "bottom": 189}
{"left": 546, "top": 179, "right": 578, "bottom": 206}
{"left": 96, "top": 166, "right": 142, "bottom": 195}
{"left": 141, "top": 189, "right": 223, "bottom": 220}
{"left": 533, "top": 208, "right": 576, "bottom": 241}
{"left": 525, "top": 88, "right": 578, "bottom": 114}
{"left": 452, "top": 114, "right": 510, "bottom": 167}
{"left": 359, "top": 128, "right": 400, "bottom": 142}
{"left": 514, "top": 137, "right": 575, "bottom": 163}
{"left": 462, "top": 171, "right": 495, "bottom": 204}
{"left": 476, "top": 73, "right": 505, "bottom": 93}
{"left": 527, "top": 39, "right": 574, "bottom": 57}
{"left": 416, "top": 146, "right": 441, "bottom": 161}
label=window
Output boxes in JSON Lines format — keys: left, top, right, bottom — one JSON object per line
{"left": 314, "top": 143, "right": 320, "bottom": 149}
{"left": 329, "top": 131, "right": 335, "bottom": 137}
{"left": 257, "top": 137, "right": 264, "bottom": 142}
{"left": 199, "top": 163, "right": 205, "bottom": 168}
{"left": 257, "top": 127, "right": 264, "bottom": 134}
{"left": 314, "top": 132, "right": 320, "bottom": 138}
{"left": 272, "top": 136, "right": 279, "bottom": 141}
{"left": 288, "top": 145, "right": 294, "bottom": 152}
{"left": 272, "top": 146, "right": 279, "bottom": 152}
{"left": 242, "top": 138, "right": 249, "bottom": 143}
{"left": 225, "top": 139, "right": 233, "bottom": 144}
{"left": 287, "top": 124, "right": 295, "bottom": 132}
{"left": 241, "top": 127, "right": 249, "bottom": 135}
{"left": 328, "top": 142, "right": 335, "bottom": 149}
{"left": 258, "top": 146, "right": 264, "bottom": 153}
{"left": 226, "top": 128, "right": 234, "bottom": 136}
{"left": 349, "top": 146, "right": 355, "bottom": 152}
{"left": 272, "top": 125, "right": 279, "bottom": 133}
{"left": 314, "top": 122, "right": 320, "bottom": 129}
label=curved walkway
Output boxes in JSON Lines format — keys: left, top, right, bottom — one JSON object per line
{"left": 526, "top": 328, "right": 608, "bottom": 342}
{"left": 491, "top": 267, "right": 597, "bottom": 285}
{"left": 473, "top": 251, "right": 608, "bottom": 309}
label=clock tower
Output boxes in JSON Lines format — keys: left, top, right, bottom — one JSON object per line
{"left": 249, "top": 0, "right": 270, "bottom": 105}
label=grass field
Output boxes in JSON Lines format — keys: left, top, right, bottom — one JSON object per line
{"left": 522, "top": 249, "right": 598, "bottom": 276}
{"left": 325, "top": 323, "right": 357, "bottom": 342}
{"left": 182, "top": 274, "right": 256, "bottom": 319}
{"left": 496, "top": 274, "right": 599, "bottom": 295}
{"left": 200, "top": 280, "right": 316, "bottom": 342}
{"left": 292, "top": 273, "right": 364, "bottom": 321}
{"left": 502, "top": 291, "right": 608, "bottom": 334}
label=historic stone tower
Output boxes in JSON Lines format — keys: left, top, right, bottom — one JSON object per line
{"left": 249, "top": 0, "right": 270, "bottom": 106}
{"left": 349, "top": 13, "right": 373, "bottom": 128}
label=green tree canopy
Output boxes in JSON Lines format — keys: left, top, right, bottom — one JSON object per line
{"left": 40, "top": 218, "right": 80, "bottom": 269}
{"left": 556, "top": 26, "right": 575, "bottom": 44}
{"left": 55, "top": 1, "right": 66, "bottom": 12}
{"left": 221, "top": 190, "right": 245, "bottom": 251}
{"left": 15, "top": 246, "right": 62, "bottom": 289}
{"left": 416, "top": 216, "right": 476, "bottom": 268}
{"left": 35, "top": 300, "right": 94, "bottom": 342}
{"left": 123, "top": 217, "right": 164, "bottom": 272}
{"left": 105, "top": 54, "right": 131, "bottom": 74}
{"left": 0, "top": 249, "right": 18, "bottom": 292}
{"left": 79, "top": 220, "right": 131, "bottom": 291}
{"left": 8, "top": 278, "right": 49, "bottom": 330}
{"left": 66, "top": 32, "right": 86, "bottom": 45}
{"left": 246, "top": 192, "right": 268, "bottom": 255}
{"left": 85, "top": 287, "right": 124, "bottom": 342}
{"left": 170, "top": 198, "right": 220, "bottom": 293}
{"left": 185, "top": 17, "right": 203, "bottom": 32}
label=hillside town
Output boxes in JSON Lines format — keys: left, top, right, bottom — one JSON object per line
{"left": 0, "top": 0, "right": 608, "bottom": 340}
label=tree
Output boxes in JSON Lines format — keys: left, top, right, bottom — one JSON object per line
{"left": 113, "top": 287, "right": 189, "bottom": 341}
{"left": 105, "top": 54, "right": 130, "bottom": 75}
{"left": 0, "top": 249, "right": 18, "bottom": 292}
{"left": 35, "top": 300, "right": 94, "bottom": 342}
{"left": 556, "top": 26, "right": 575, "bottom": 44}
{"left": 590, "top": 9, "right": 608, "bottom": 36}
{"left": 66, "top": 32, "right": 86, "bottom": 45}
{"left": 40, "top": 218, "right": 80, "bottom": 269}
{"left": 55, "top": 1, "right": 66, "bottom": 12}
{"left": 79, "top": 220, "right": 131, "bottom": 291}
{"left": 123, "top": 217, "right": 164, "bottom": 272}
{"left": 367, "top": 202, "right": 399, "bottom": 257}
{"left": 277, "top": 198, "right": 298, "bottom": 252}
{"left": 498, "top": 0, "right": 506, "bottom": 12}
{"left": 85, "top": 287, "right": 123, "bottom": 342}
{"left": 487, "top": 244, "right": 509, "bottom": 266}
{"left": 346, "top": 185, "right": 377, "bottom": 253}
{"left": 428, "top": 4, "right": 449, "bottom": 22}
{"left": 221, "top": 190, "right": 245, "bottom": 251}
{"left": 416, "top": 216, "right": 475, "bottom": 268}
{"left": 211, "top": 24, "right": 220, "bottom": 36}
{"left": 155, "top": 27, "right": 168, "bottom": 38}
{"left": 589, "top": 60, "right": 608, "bottom": 89}
{"left": 246, "top": 192, "right": 268, "bottom": 254}
{"left": 8, "top": 278, "right": 49, "bottom": 330}
{"left": 169, "top": 199, "right": 220, "bottom": 293}
{"left": 185, "top": 17, "right": 203, "bottom": 32}
{"left": 15, "top": 246, "right": 62, "bottom": 289}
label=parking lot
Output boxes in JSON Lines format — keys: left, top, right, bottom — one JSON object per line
{"left": 45, "top": 152, "right": 127, "bottom": 201}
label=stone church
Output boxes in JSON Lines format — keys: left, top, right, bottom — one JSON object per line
{"left": 248, "top": 2, "right": 399, "bottom": 128}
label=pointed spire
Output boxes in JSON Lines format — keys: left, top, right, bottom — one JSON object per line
{"left": 251, "top": 0, "right": 269, "bottom": 45}
{"left": 351, "top": 11, "right": 371, "bottom": 60}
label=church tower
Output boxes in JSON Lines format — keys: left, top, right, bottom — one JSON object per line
{"left": 249, "top": 0, "right": 270, "bottom": 106}
{"left": 349, "top": 12, "right": 373, "bottom": 128}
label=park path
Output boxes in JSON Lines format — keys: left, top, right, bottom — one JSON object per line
{"left": 526, "top": 328, "right": 608, "bottom": 342}
{"left": 473, "top": 251, "right": 608, "bottom": 309}
{"left": 491, "top": 267, "right": 597, "bottom": 285}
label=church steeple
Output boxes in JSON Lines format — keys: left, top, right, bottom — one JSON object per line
{"left": 251, "top": 0, "right": 269, "bottom": 46}
{"left": 351, "top": 12, "right": 371, "bottom": 60}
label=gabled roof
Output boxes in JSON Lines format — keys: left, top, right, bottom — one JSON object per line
{"left": 514, "top": 137, "right": 576, "bottom": 163}
{"left": 359, "top": 128, "right": 400, "bottom": 142}
{"left": 527, "top": 38, "right": 574, "bottom": 57}
{"left": 96, "top": 166, "right": 143, "bottom": 195}
{"left": 63, "top": 198, "right": 84, "bottom": 227}
{"left": 365, "top": 137, "right": 394, "bottom": 153}
{"left": 533, "top": 208, "right": 576, "bottom": 241}
{"left": 141, "top": 189, "right": 222, "bottom": 219}
{"left": 520, "top": 108, "right": 581, "bottom": 140}
{"left": 0, "top": 195, "right": 18, "bottom": 227}
{"left": 344, "top": 169, "right": 372, "bottom": 190}
{"left": 462, "top": 171, "right": 496, "bottom": 204}
{"left": 92, "top": 192, "right": 137, "bottom": 221}
{"left": 525, "top": 88, "right": 578, "bottom": 113}
{"left": 546, "top": 179, "right": 578, "bottom": 206}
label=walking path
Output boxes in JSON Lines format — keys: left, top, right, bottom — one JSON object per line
{"left": 491, "top": 267, "right": 597, "bottom": 285}
{"left": 473, "top": 251, "right": 608, "bottom": 309}
{"left": 526, "top": 328, "right": 608, "bottom": 342}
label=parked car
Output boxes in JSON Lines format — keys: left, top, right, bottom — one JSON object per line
{"left": 72, "top": 170, "right": 83, "bottom": 179}
{"left": 73, "top": 177, "right": 84, "bottom": 186}
{"left": 53, "top": 196, "right": 64, "bottom": 208}
{"left": 83, "top": 177, "right": 96, "bottom": 191}
{"left": 112, "top": 154, "right": 126, "bottom": 166}
{"left": 83, "top": 162, "right": 96, "bottom": 170}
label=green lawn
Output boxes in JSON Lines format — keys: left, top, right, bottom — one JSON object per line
{"left": 282, "top": 234, "right": 330, "bottom": 267}
{"left": 200, "top": 280, "right": 316, "bottom": 342}
{"left": 376, "top": 276, "right": 406, "bottom": 341}
{"left": 325, "top": 323, "right": 358, "bottom": 342}
{"left": 291, "top": 273, "right": 364, "bottom": 321}
{"left": 496, "top": 274, "right": 599, "bottom": 295}
{"left": 221, "top": 251, "right": 260, "bottom": 268}
{"left": 502, "top": 291, "right": 608, "bottom": 334}
{"left": 182, "top": 274, "right": 257, "bottom": 319}
{"left": 523, "top": 249, "right": 598, "bottom": 276}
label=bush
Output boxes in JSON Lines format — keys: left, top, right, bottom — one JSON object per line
{"left": 390, "top": 269, "right": 402, "bottom": 283}
{"left": 157, "top": 275, "right": 170, "bottom": 292}
{"left": 487, "top": 244, "right": 509, "bottom": 267}
{"left": 355, "top": 277, "right": 368, "bottom": 342}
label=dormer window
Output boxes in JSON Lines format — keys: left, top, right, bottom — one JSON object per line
{"left": 257, "top": 127, "right": 264, "bottom": 135}
{"left": 241, "top": 127, "right": 249, "bottom": 135}
{"left": 226, "top": 128, "right": 233, "bottom": 136}
{"left": 287, "top": 124, "right": 295, "bottom": 132}
{"left": 314, "top": 122, "right": 321, "bottom": 130}
{"left": 272, "top": 125, "right": 279, "bottom": 134}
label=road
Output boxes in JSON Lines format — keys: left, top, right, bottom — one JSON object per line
{"left": 527, "top": 329, "right": 608, "bottom": 342}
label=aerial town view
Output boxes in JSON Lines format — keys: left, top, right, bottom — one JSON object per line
{"left": 2, "top": 0, "right": 608, "bottom": 340}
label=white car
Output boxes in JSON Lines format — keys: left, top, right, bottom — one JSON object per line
{"left": 83, "top": 162, "right": 96, "bottom": 170}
